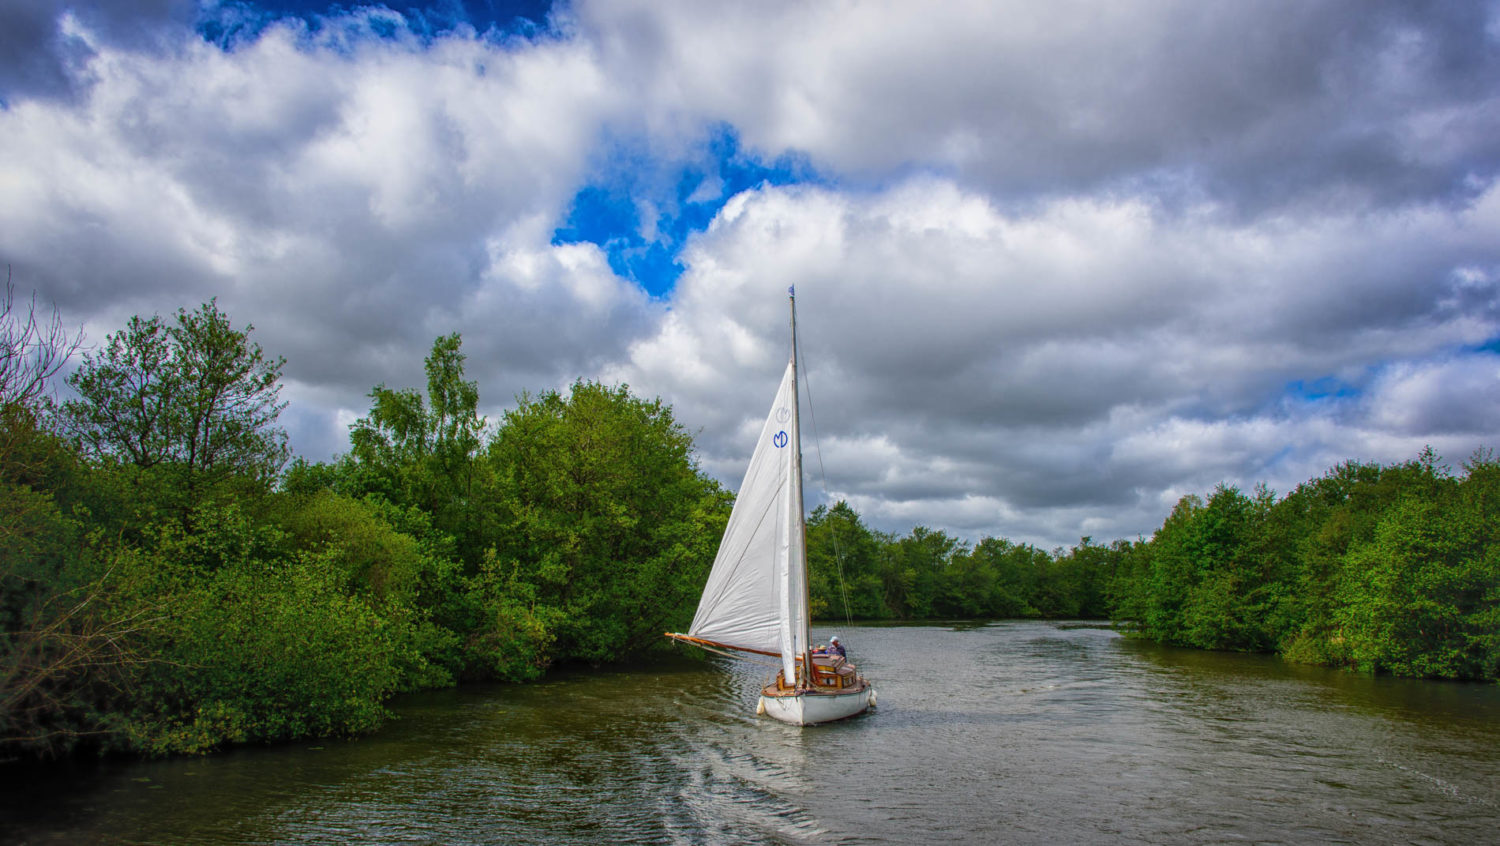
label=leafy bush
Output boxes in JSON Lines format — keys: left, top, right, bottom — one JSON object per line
{"left": 109, "top": 505, "right": 403, "bottom": 755}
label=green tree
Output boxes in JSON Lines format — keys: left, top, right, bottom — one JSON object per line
{"left": 1104, "top": 537, "right": 1150, "bottom": 625}
{"left": 276, "top": 489, "right": 464, "bottom": 690}
{"left": 936, "top": 544, "right": 1001, "bottom": 617}
{"left": 1334, "top": 453, "right": 1499, "bottom": 679}
{"left": 1046, "top": 538, "right": 1119, "bottom": 619}
{"left": 1123, "top": 485, "right": 1270, "bottom": 648}
{"left": 1133, "top": 493, "right": 1202, "bottom": 642}
{"left": 482, "top": 381, "right": 726, "bottom": 669}
{"left": 967, "top": 537, "right": 1047, "bottom": 618}
{"left": 1178, "top": 485, "right": 1272, "bottom": 650}
{"left": 348, "top": 333, "right": 488, "bottom": 563}
{"left": 61, "top": 300, "right": 288, "bottom": 513}
{"left": 1277, "top": 455, "right": 1449, "bottom": 664}
{"left": 807, "top": 502, "right": 886, "bottom": 620}
{"left": 101, "top": 501, "right": 407, "bottom": 755}
{"left": 881, "top": 526, "right": 961, "bottom": 619}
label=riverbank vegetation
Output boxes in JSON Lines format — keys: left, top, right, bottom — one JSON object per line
{"left": 3, "top": 292, "right": 1496, "bottom": 763}
{"left": 1109, "top": 450, "right": 1499, "bottom": 681}
{"left": 1, "top": 294, "right": 725, "bottom": 761}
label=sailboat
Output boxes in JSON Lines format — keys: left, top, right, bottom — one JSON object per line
{"left": 668, "top": 288, "right": 875, "bottom": 726}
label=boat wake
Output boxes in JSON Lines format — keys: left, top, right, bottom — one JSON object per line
{"left": 660, "top": 734, "right": 847, "bottom": 846}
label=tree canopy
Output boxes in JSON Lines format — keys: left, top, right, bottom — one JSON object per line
{"left": 62, "top": 300, "right": 288, "bottom": 484}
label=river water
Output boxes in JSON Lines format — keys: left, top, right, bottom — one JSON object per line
{"left": 5, "top": 621, "right": 1500, "bottom": 844}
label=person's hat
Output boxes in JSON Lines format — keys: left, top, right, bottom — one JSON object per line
{"left": 831, "top": 635, "right": 840, "bottom": 642}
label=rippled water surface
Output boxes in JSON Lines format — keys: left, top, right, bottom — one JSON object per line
{"left": 6, "top": 622, "right": 1500, "bottom": 844}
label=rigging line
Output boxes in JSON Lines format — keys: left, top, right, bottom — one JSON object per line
{"left": 694, "top": 642, "right": 783, "bottom": 669}
{"left": 797, "top": 334, "right": 855, "bottom": 627}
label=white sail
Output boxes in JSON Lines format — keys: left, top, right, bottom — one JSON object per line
{"left": 688, "top": 357, "right": 808, "bottom": 682}
{"left": 672, "top": 290, "right": 872, "bottom": 726}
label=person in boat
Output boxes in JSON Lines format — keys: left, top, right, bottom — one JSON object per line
{"left": 811, "top": 636, "right": 846, "bottom": 658}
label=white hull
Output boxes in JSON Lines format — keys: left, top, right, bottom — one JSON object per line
{"left": 758, "top": 685, "right": 874, "bottom": 726}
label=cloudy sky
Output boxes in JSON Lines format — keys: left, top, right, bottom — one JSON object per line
{"left": 3, "top": 0, "right": 1499, "bottom": 549}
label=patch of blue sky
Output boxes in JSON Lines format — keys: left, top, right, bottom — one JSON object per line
{"left": 196, "top": 1, "right": 557, "bottom": 48}
{"left": 1263, "top": 443, "right": 1300, "bottom": 469}
{"left": 1283, "top": 376, "right": 1361, "bottom": 404}
{"left": 553, "top": 125, "right": 825, "bottom": 298}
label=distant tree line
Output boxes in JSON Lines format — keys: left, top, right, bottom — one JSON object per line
{"left": 804, "top": 503, "right": 1113, "bottom": 622}
{"left": 2, "top": 291, "right": 1495, "bottom": 764}
{"left": 805, "top": 452, "right": 1499, "bottom": 685}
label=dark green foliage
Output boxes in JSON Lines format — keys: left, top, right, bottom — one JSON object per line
{"left": 275, "top": 490, "right": 465, "bottom": 690}
{"left": 1333, "top": 455, "right": 1499, "bottom": 679}
{"left": 806, "top": 503, "right": 887, "bottom": 619}
{"left": 2, "top": 303, "right": 460, "bottom": 760}
{"left": 886, "top": 527, "right": 960, "bottom": 619}
{"left": 481, "top": 381, "right": 727, "bottom": 670}
{"left": 1, "top": 288, "right": 143, "bottom": 762}
{"left": 0, "top": 474, "right": 131, "bottom": 761}
{"left": 85, "top": 491, "right": 460, "bottom": 757}
{"left": 803, "top": 447, "right": 1499, "bottom": 686}
{"left": 1042, "top": 538, "right": 1117, "bottom": 619}
{"left": 464, "top": 550, "right": 563, "bottom": 682}
{"left": 1123, "top": 485, "right": 1275, "bottom": 650}
{"left": 1111, "top": 449, "right": 1500, "bottom": 682}
{"left": 804, "top": 505, "right": 1119, "bottom": 624}
{"left": 104, "top": 507, "right": 401, "bottom": 755}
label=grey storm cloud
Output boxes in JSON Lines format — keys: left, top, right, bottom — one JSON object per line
{"left": 579, "top": 0, "right": 1500, "bottom": 212}
{"left": 0, "top": 0, "right": 195, "bottom": 101}
{"left": 3, "top": 0, "right": 1499, "bottom": 549}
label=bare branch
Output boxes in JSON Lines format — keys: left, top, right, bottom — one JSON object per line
{"left": 0, "top": 268, "right": 83, "bottom": 411}
{"left": 0, "top": 566, "right": 168, "bottom": 754}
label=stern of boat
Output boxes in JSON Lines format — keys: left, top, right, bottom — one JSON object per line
{"left": 758, "top": 658, "right": 874, "bottom": 726}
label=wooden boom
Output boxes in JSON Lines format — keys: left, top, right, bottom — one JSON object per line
{"left": 664, "top": 632, "right": 782, "bottom": 658}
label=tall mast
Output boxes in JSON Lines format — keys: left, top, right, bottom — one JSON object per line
{"left": 789, "top": 287, "right": 812, "bottom": 685}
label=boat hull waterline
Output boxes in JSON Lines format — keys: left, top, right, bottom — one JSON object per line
{"left": 758, "top": 684, "right": 876, "bottom": 726}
